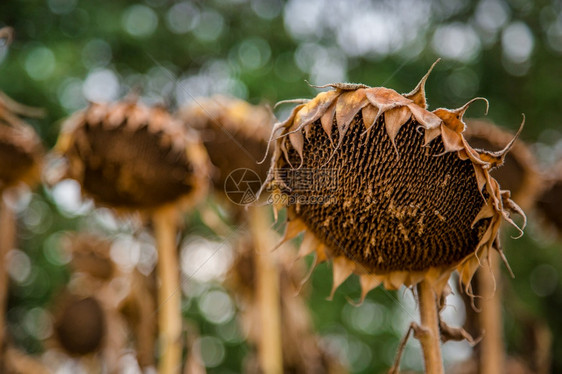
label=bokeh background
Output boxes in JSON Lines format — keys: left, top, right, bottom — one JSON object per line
{"left": 1, "top": 0, "right": 561, "bottom": 373}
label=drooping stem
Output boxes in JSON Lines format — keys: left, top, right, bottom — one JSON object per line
{"left": 478, "top": 252, "right": 504, "bottom": 374}
{"left": 0, "top": 197, "right": 16, "bottom": 367}
{"left": 417, "top": 280, "right": 444, "bottom": 374}
{"left": 248, "top": 206, "right": 283, "bottom": 374}
{"left": 153, "top": 207, "right": 182, "bottom": 374}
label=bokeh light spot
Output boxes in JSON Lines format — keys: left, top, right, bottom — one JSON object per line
{"left": 194, "top": 336, "right": 225, "bottom": 368}
{"left": 47, "top": 0, "right": 77, "bottom": 15}
{"left": 82, "top": 39, "right": 112, "bottom": 69}
{"left": 50, "top": 179, "right": 93, "bottom": 217}
{"left": 6, "top": 249, "right": 32, "bottom": 284}
{"left": 122, "top": 5, "right": 159, "bottom": 38}
{"left": 530, "top": 264, "right": 558, "bottom": 297}
{"left": 251, "top": 0, "right": 282, "bottom": 20}
{"left": 166, "top": 2, "right": 200, "bottom": 34}
{"left": 432, "top": 23, "right": 481, "bottom": 62}
{"left": 502, "top": 21, "right": 534, "bottom": 63}
{"left": 193, "top": 10, "right": 224, "bottom": 42}
{"left": 82, "top": 68, "right": 120, "bottom": 102}
{"left": 180, "top": 237, "right": 233, "bottom": 283}
{"left": 198, "top": 289, "right": 235, "bottom": 324}
{"left": 25, "top": 46, "right": 56, "bottom": 81}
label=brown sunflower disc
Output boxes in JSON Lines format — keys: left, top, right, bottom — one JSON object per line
{"left": 57, "top": 101, "right": 209, "bottom": 212}
{"left": 279, "top": 112, "right": 489, "bottom": 272}
{"left": 54, "top": 296, "right": 106, "bottom": 356}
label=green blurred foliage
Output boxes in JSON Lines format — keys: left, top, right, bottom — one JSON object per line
{"left": 1, "top": 0, "right": 562, "bottom": 373}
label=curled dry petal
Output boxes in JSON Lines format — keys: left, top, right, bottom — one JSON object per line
{"left": 403, "top": 58, "right": 441, "bottom": 109}
{"left": 476, "top": 115, "right": 525, "bottom": 168}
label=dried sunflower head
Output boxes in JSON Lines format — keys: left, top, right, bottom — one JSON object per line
{"left": 53, "top": 294, "right": 106, "bottom": 356}
{"left": 0, "top": 93, "right": 44, "bottom": 192}
{"left": 536, "top": 160, "right": 562, "bottom": 235}
{"left": 178, "top": 96, "right": 272, "bottom": 189}
{"left": 178, "top": 96, "right": 273, "bottom": 210}
{"left": 55, "top": 101, "right": 210, "bottom": 214}
{"left": 63, "top": 232, "right": 115, "bottom": 281}
{"left": 265, "top": 63, "right": 525, "bottom": 299}
{"left": 465, "top": 119, "right": 542, "bottom": 211}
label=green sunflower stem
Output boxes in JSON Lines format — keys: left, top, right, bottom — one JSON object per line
{"left": 417, "top": 280, "right": 444, "bottom": 374}
{"left": 154, "top": 207, "right": 182, "bottom": 374}
{"left": 248, "top": 206, "right": 283, "bottom": 374}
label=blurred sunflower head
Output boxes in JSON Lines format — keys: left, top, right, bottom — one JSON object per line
{"left": 265, "top": 62, "right": 525, "bottom": 300}
{"left": 536, "top": 160, "right": 562, "bottom": 235}
{"left": 63, "top": 232, "right": 115, "bottom": 281}
{"left": 53, "top": 294, "right": 106, "bottom": 356}
{"left": 178, "top": 96, "right": 273, "bottom": 203}
{"left": 55, "top": 100, "right": 210, "bottom": 214}
{"left": 0, "top": 92, "right": 44, "bottom": 192}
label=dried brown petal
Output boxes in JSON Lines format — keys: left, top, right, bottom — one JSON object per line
{"left": 403, "top": 58, "right": 440, "bottom": 109}
{"left": 335, "top": 89, "right": 368, "bottom": 145}
{"left": 294, "top": 90, "right": 339, "bottom": 136}
{"left": 384, "top": 106, "right": 411, "bottom": 156}
{"left": 465, "top": 119, "right": 541, "bottom": 211}
{"left": 358, "top": 274, "right": 382, "bottom": 304}
{"left": 329, "top": 256, "right": 355, "bottom": 300}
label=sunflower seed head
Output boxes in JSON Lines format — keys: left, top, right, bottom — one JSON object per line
{"left": 267, "top": 64, "right": 525, "bottom": 298}
{"left": 54, "top": 295, "right": 106, "bottom": 356}
{"left": 178, "top": 96, "right": 273, "bottom": 202}
{"left": 57, "top": 101, "right": 210, "bottom": 213}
